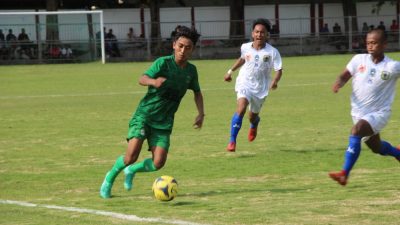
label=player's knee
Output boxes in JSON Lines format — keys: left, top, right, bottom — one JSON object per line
{"left": 370, "top": 147, "right": 381, "bottom": 154}
{"left": 153, "top": 160, "right": 165, "bottom": 170}
{"left": 124, "top": 155, "right": 138, "bottom": 165}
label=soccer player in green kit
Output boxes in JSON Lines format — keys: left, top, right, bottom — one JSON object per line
{"left": 100, "top": 26, "right": 204, "bottom": 198}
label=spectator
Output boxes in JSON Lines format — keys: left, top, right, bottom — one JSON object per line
{"left": 49, "top": 45, "right": 61, "bottom": 58}
{"left": 362, "top": 22, "right": 369, "bottom": 35}
{"left": 127, "top": 27, "right": 136, "bottom": 42}
{"left": 0, "top": 29, "right": 5, "bottom": 48}
{"left": 6, "top": 29, "right": 17, "bottom": 59}
{"left": 377, "top": 21, "right": 386, "bottom": 31}
{"left": 390, "top": 19, "right": 399, "bottom": 40}
{"left": 390, "top": 19, "right": 399, "bottom": 33}
{"left": 332, "top": 23, "right": 344, "bottom": 50}
{"left": 319, "top": 23, "right": 330, "bottom": 35}
{"left": 105, "top": 29, "right": 121, "bottom": 57}
{"left": 61, "top": 45, "right": 73, "bottom": 59}
{"left": 332, "top": 23, "right": 342, "bottom": 35}
{"left": 369, "top": 25, "right": 375, "bottom": 31}
{"left": 17, "top": 28, "right": 33, "bottom": 58}
{"left": 270, "top": 24, "right": 280, "bottom": 39}
{"left": 6, "top": 29, "right": 17, "bottom": 43}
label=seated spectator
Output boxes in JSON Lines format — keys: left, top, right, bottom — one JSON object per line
{"left": 6, "top": 29, "right": 17, "bottom": 59}
{"left": 332, "top": 23, "right": 344, "bottom": 50}
{"left": 105, "top": 29, "right": 121, "bottom": 57}
{"left": 49, "top": 45, "right": 61, "bottom": 58}
{"left": 332, "top": 23, "right": 342, "bottom": 35}
{"left": 17, "top": 28, "right": 33, "bottom": 58}
{"left": 377, "top": 21, "right": 386, "bottom": 31}
{"left": 270, "top": 24, "right": 280, "bottom": 39}
{"left": 0, "top": 29, "right": 4, "bottom": 48}
{"left": 319, "top": 23, "right": 330, "bottom": 35}
{"left": 361, "top": 22, "right": 369, "bottom": 36}
{"left": 127, "top": 27, "right": 136, "bottom": 42}
{"left": 390, "top": 19, "right": 399, "bottom": 32}
{"left": 61, "top": 45, "right": 73, "bottom": 59}
{"left": 390, "top": 19, "right": 399, "bottom": 39}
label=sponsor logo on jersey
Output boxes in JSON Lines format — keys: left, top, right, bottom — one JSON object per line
{"left": 369, "top": 68, "right": 376, "bottom": 77}
{"left": 358, "top": 64, "right": 366, "bottom": 73}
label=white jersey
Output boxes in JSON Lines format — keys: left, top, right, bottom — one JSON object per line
{"left": 235, "top": 42, "right": 282, "bottom": 99}
{"left": 346, "top": 54, "right": 400, "bottom": 117}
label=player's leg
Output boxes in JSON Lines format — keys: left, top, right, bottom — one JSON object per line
{"left": 247, "top": 97, "right": 264, "bottom": 142}
{"left": 363, "top": 111, "right": 400, "bottom": 161}
{"left": 227, "top": 97, "right": 248, "bottom": 152}
{"left": 124, "top": 129, "right": 169, "bottom": 190}
{"left": 366, "top": 133, "right": 400, "bottom": 161}
{"left": 100, "top": 138, "right": 144, "bottom": 198}
{"left": 329, "top": 119, "right": 373, "bottom": 186}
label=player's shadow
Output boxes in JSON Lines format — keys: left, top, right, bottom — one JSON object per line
{"left": 183, "top": 187, "right": 308, "bottom": 198}
{"left": 171, "top": 201, "right": 196, "bottom": 206}
{"left": 279, "top": 148, "right": 341, "bottom": 153}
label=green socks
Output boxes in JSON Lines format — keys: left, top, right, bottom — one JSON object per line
{"left": 126, "top": 158, "right": 157, "bottom": 174}
{"left": 105, "top": 155, "right": 126, "bottom": 183}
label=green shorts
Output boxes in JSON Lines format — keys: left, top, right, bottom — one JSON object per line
{"left": 127, "top": 116, "right": 171, "bottom": 151}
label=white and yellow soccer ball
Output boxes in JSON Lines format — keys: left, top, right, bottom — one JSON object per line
{"left": 152, "top": 175, "right": 178, "bottom": 201}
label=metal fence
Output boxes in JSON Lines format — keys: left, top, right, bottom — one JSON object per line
{"left": 0, "top": 15, "right": 399, "bottom": 64}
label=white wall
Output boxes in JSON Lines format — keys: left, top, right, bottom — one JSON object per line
{"left": 279, "top": 4, "right": 310, "bottom": 36}
{"left": 194, "top": 7, "right": 229, "bottom": 39}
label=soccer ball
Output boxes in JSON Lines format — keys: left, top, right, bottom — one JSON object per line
{"left": 152, "top": 175, "right": 178, "bottom": 201}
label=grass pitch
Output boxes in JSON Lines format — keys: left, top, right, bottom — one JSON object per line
{"left": 1, "top": 53, "right": 400, "bottom": 225}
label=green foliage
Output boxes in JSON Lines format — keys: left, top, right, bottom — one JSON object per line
{"left": 1, "top": 54, "right": 400, "bottom": 225}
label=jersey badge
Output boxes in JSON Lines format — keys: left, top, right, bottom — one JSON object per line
{"left": 381, "top": 71, "right": 391, "bottom": 80}
{"left": 263, "top": 55, "right": 270, "bottom": 62}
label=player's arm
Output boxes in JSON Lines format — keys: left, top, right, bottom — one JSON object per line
{"left": 332, "top": 69, "right": 351, "bottom": 93}
{"left": 224, "top": 57, "right": 245, "bottom": 82}
{"left": 193, "top": 91, "right": 205, "bottom": 129}
{"left": 270, "top": 69, "right": 283, "bottom": 90}
{"left": 139, "top": 74, "right": 166, "bottom": 88}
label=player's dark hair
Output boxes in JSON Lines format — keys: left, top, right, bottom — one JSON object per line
{"left": 173, "top": 25, "right": 201, "bottom": 46}
{"left": 368, "top": 28, "right": 387, "bottom": 42}
{"left": 252, "top": 18, "right": 271, "bottom": 32}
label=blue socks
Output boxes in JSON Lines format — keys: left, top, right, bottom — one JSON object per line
{"left": 379, "top": 141, "right": 400, "bottom": 158}
{"left": 250, "top": 116, "right": 260, "bottom": 129}
{"left": 229, "top": 112, "right": 243, "bottom": 143}
{"left": 342, "top": 135, "right": 361, "bottom": 176}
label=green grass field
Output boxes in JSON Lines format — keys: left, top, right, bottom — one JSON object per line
{"left": 1, "top": 53, "right": 400, "bottom": 225}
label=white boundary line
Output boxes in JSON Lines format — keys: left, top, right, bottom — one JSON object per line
{"left": 0, "top": 199, "right": 208, "bottom": 225}
{"left": 0, "top": 82, "right": 329, "bottom": 100}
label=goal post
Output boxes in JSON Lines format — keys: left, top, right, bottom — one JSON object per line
{"left": 0, "top": 10, "right": 105, "bottom": 64}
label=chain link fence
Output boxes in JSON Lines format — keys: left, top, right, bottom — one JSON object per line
{"left": 0, "top": 15, "right": 399, "bottom": 64}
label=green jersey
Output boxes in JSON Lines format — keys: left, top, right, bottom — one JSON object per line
{"left": 133, "top": 55, "right": 201, "bottom": 130}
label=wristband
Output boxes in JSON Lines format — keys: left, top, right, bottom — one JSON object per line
{"left": 227, "top": 69, "right": 233, "bottom": 75}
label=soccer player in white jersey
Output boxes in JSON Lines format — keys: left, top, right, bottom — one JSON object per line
{"left": 224, "top": 18, "right": 283, "bottom": 152}
{"left": 329, "top": 28, "right": 400, "bottom": 186}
